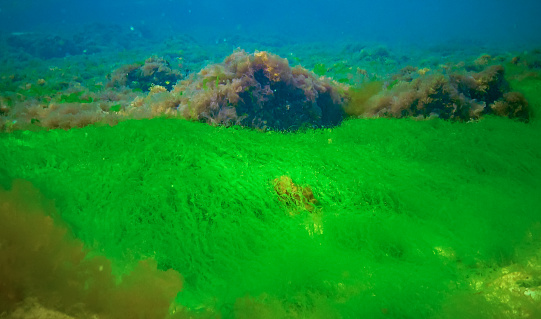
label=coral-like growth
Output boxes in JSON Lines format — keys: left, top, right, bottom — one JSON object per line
{"left": 174, "top": 50, "right": 346, "bottom": 130}
{"left": 0, "top": 180, "right": 184, "bottom": 319}
{"left": 273, "top": 175, "right": 317, "bottom": 213}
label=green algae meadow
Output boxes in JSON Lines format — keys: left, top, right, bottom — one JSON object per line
{"left": 1, "top": 29, "right": 541, "bottom": 318}
{"left": 2, "top": 114, "right": 541, "bottom": 318}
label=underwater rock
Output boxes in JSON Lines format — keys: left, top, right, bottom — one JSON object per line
{"left": 353, "top": 64, "right": 529, "bottom": 121}
{"left": 71, "top": 23, "right": 153, "bottom": 53}
{"left": 7, "top": 33, "right": 83, "bottom": 59}
{"left": 491, "top": 91, "right": 530, "bottom": 120}
{"left": 452, "top": 65, "right": 509, "bottom": 105}
{"left": 109, "top": 56, "right": 182, "bottom": 92}
{"left": 392, "top": 66, "right": 419, "bottom": 82}
{"left": 174, "top": 50, "right": 346, "bottom": 131}
{"left": 5, "top": 24, "right": 163, "bottom": 59}
{"left": 509, "top": 49, "right": 541, "bottom": 70}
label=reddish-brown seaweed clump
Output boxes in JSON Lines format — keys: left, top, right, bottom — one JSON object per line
{"left": 0, "top": 50, "right": 533, "bottom": 132}
{"left": 0, "top": 180, "right": 184, "bottom": 318}
{"left": 174, "top": 50, "right": 346, "bottom": 130}
{"left": 348, "top": 64, "right": 530, "bottom": 122}
{"left": 273, "top": 176, "right": 318, "bottom": 213}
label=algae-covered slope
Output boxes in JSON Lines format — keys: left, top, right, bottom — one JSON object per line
{"left": 1, "top": 117, "right": 541, "bottom": 318}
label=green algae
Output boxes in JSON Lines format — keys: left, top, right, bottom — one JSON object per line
{"left": 1, "top": 115, "right": 540, "bottom": 317}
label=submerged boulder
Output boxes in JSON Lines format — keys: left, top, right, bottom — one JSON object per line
{"left": 108, "top": 56, "right": 182, "bottom": 92}
{"left": 348, "top": 64, "right": 530, "bottom": 122}
{"left": 174, "top": 50, "right": 347, "bottom": 130}
{"left": 7, "top": 33, "right": 83, "bottom": 59}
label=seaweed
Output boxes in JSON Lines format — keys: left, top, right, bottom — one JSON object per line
{"left": 59, "top": 91, "right": 94, "bottom": 104}
{"left": 174, "top": 50, "right": 347, "bottom": 131}
{"left": 0, "top": 180, "right": 184, "bottom": 318}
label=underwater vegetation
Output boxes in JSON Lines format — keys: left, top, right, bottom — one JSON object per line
{"left": 108, "top": 56, "right": 183, "bottom": 92}
{"left": 1, "top": 27, "right": 541, "bottom": 317}
{"left": 0, "top": 180, "right": 185, "bottom": 319}
{"left": 1, "top": 116, "right": 541, "bottom": 318}
{"left": 345, "top": 64, "right": 529, "bottom": 122}
{"left": 0, "top": 49, "right": 538, "bottom": 132}
{"left": 273, "top": 175, "right": 318, "bottom": 214}
{"left": 173, "top": 50, "right": 345, "bottom": 130}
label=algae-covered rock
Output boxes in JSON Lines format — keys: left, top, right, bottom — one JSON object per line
{"left": 175, "top": 50, "right": 346, "bottom": 131}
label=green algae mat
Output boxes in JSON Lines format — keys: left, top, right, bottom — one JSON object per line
{"left": 1, "top": 117, "right": 541, "bottom": 318}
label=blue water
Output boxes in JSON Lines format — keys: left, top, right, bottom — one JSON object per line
{"left": 2, "top": 0, "right": 540, "bottom": 47}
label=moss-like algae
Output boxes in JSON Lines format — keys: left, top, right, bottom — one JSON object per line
{"left": 1, "top": 115, "right": 540, "bottom": 318}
